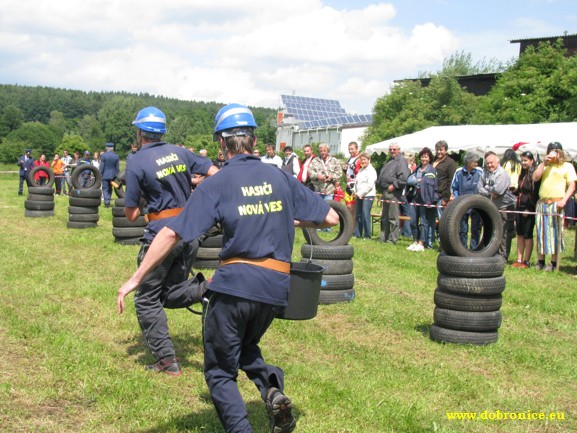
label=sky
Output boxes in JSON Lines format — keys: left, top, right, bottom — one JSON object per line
{"left": 0, "top": 0, "right": 575, "bottom": 115}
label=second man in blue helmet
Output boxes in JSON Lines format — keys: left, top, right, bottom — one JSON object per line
{"left": 119, "top": 106, "right": 218, "bottom": 376}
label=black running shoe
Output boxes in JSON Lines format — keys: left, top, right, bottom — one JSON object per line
{"left": 266, "top": 387, "right": 296, "bottom": 433}
{"left": 145, "top": 358, "right": 182, "bottom": 376}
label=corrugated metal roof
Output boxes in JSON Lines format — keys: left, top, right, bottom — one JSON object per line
{"left": 510, "top": 33, "right": 577, "bottom": 43}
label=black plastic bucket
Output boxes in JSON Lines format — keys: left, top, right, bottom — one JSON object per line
{"left": 277, "top": 261, "right": 324, "bottom": 320}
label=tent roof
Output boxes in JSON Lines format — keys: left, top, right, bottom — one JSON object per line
{"left": 366, "top": 122, "right": 577, "bottom": 160}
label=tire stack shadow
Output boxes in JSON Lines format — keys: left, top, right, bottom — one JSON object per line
{"left": 430, "top": 195, "right": 506, "bottom": 345}
{"left": 301, "top": 200, "right": 356, "bottom": 305}
{"left": 25, "top": 167, "right": 56, "bottom": 218}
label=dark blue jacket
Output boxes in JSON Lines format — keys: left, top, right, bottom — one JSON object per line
{"left": 18, "top": 155, "right": 35, "bottom": 177}
{"left": 451, "top": 166, "right": 483, "bottom": 197}
{"left": 99, "top": 150, "right": 120, "bottom": 180}
{"left": 408, "top": 164, "right": 438, "bottom": 205}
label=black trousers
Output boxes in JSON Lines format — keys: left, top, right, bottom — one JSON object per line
{"left": 134, "top": 238, "right": 202, "bottom": 361}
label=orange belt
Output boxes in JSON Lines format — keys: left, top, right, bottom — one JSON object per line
{"left": 146, "top": 207, "right": 183, "bottom": 221}
{"left": 220, "top": 257, "right": 290, "bottom": 274}
{"left": 540, "top": 198, "right": 562, "bottom": 205}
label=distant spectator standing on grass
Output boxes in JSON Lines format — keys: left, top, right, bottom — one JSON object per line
{"left": 51, "top": 153, "right": 64, "bottom": 194}
{"left": 353, "top": 152, "right": 377, "bottom": 238}
{"left": 433, "top": 140, "right": 457, "bottom": 220}
{"left": 99, "top": 142, "right": 120, "bottom": 208}
{"left": 126, "top": 142, "right": 139, "bottom": 163}
{"left": 33, "top": 154, "right": 50, "bottom": 186}
{"left": 308, "top": 142, "right": 342, "bottom": 201}
{"left": 344, "top": 141, "right": 362, "bottom": 225}
{"left": 79, "top": 151, "right": 92, "bottom": 188}
{"left": 297, "top": 144, "right": 315, "bottom": 190}
{"left": 478, "top": 151, "right": 517, "bottom": 260}
{"left": 532, "top": 142, "right": 577, "bottom": 271}
{"left": 406, "top": 147, "right": 439, "bottom": 251}
{"left": 512, "top": 151, "right": 539, "bottom": 268}
{"left": 17, "top": 148, "right": 34, "bottom": 195}
{"left": 117, "top": 106, "right": 217, "bottom": 376}
{"left": 450, "top": 152, "right": 483, "bottom": 250}
{"left": 376, "top": 142, "right": 410, "bottom": 244}
{"left": 281, "top": 146, "right": 300, "bottom": 178}
{"left": 61, "top": 150, "right": 73, "bottom": 195}
{"left": 261, "top": 143, "right": 282, "bottom": 168}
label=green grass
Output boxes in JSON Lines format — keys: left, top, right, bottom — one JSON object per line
{"left": 1, "top": 173, "right": 576, "bottom": 433}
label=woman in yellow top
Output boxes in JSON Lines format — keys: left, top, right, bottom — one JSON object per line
{"left": 532, "top": 142, "right": 577, "bottom": 271}
{"left": 501, "top": 148, "right": 521, "bottom": 190}
{"left": 51, "top": 154, "right": 64, "bottom": 195}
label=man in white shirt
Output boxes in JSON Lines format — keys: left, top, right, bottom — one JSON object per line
{"left": 261, "top": 144, "right": 282, "bottom": 168}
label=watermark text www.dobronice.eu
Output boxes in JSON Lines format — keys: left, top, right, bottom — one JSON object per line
{"left": 446, "top": 410, "right": 565, "bottom": 421}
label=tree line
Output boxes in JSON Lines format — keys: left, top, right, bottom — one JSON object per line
{"left": 0, "top": 88, "right": 277, "bottom": 164}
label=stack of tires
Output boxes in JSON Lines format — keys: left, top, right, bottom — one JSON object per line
{"left": 301, "top": 200, "right": 355, "bottom": 305}
{"left": 67, "top": 165, "right": 102, "bottom": 229}
{"left": 194, "top": 229, "right": 223, "bottom": 270}
{"left": 25, "top": 167, "right": 55, "bottom": 217}
{"left": 430, "top": 195, "right": 506, "bottom": 346}
{"left": 111, "top": 198, "right": 146, "bottom": 245}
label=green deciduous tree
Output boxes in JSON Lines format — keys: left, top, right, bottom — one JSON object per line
{"left": 0, "top": 105, "right": 24, "bottom": 138}
{"left": 6, "top": 122, "right": 60, "bottom": 156}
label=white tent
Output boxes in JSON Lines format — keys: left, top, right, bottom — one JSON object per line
{"left": 366, "top": 122, "right": 577, "bottom": 161}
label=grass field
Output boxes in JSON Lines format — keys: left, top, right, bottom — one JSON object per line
{"left": 0, "top": 171, "right": 576, "bottom": 433}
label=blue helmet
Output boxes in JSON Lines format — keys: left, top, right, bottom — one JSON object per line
{"left": 132, "top": 107, "right": 167, "bottom": 134}
{"left": 213, "top": 103, "right": 257, "bottom": 136}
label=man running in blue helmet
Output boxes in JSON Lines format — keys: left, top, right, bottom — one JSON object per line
{"left": 117, "top": 103, "right": 339, "bottom": 432}
{"left": 117, "top": 106, "right": 218, "bottom": 376}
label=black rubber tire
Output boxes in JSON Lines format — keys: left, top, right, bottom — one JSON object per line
{"left": 69, "top": 197, "right": 101, "bottom": 207}
{"left": 193, "top": 259, "right": 220, "bottom": 269}
{"left": 300, "top": 244, "right": 354, "bottom": 260}
{"left": 201, "top": 234, "right": 224, "bottom": 248}
{"left": 302, "top": 200, "right": 355, "bottom": 247}
{"left": 114, "top": 237, "right": 142, "bottom": 246}
{"left": 113, "top": 170, "right": 125, "bottom": 198}
{"left": 434, "top": 308, "right": 502, "bottom": 332}
{"left": 27, "top": 194, "right": 54, "bottom": 202}
{"left": 69, "top": 188, "right": 102, "bottom": 199}
{"left": 24, "top": 209, "right": 54, "bottom": 218}
{"left": 69, "top": 213, "right": 100, "bottom": 223}
{"left": 196, "top": 247, "right": 222, "bottom": 260}
{"left": 28, "top": 186, "right": 55, "bottom": 195}
{"left": 24, "top": 200, "right": 55, "bottom": 211}
{"left": 114, "top": 198, "right": 125, "bottom": 207}
{"left": 112, "top": 207, "right": 126, "bottom": 217}
{"left": 429, "top": 324, "right": 498, "bottom": 346}
{"left": 27, "top": 166, "right": 55, "bottom": 187}
{"left": 299, "top": 258, "right": 353, "bottom": 275}
{"left": 439, "top": 194, "right": 503, "bottom": 258}
{"left": 68, "top": 206, "right": 99, "bottom": 215}
{"left": 319, "top": 288, "right": 356, "bottom": 304}
{"left": 321, "top": 273, "right": 355, "bottom": 291}
{"left": 434, "top": 288, "right": 502, "bottom": 312}
{"left": 437, "top": 254, "right": 505, "bottom": 278}
{"left": 112, "top": 216, "right": 147, "bottom": 227}
{"left": 70, "top": 165, "right": 102, "bottom": 189}
{"left": 67, "top": 221, "right": 97, "bottom": 229}
{"left": 437, "top": 274, "right": 506, "bottom": 296}
{"left": 113, "top": 227, "right": 146, "bottom": 238}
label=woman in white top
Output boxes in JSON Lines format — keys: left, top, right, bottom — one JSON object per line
{"left": 353, "top": 152, "right": 377, "bottom": 238}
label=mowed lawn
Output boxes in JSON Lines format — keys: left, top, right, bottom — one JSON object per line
{"left": 0, "top": 170, "right": 576, "bottom": 433}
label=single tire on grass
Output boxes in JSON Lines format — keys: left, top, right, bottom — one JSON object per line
{"left": 69, "top": 213, "right": 100, "bottom": 223}
{"left": 429, "top": 324, "right": 498, "bottom": 346}
{"left": 27, "top": 166, "right": 55, "bottom": 188}
{"left": 319, "top": 288, "right": 356, "bottom": 304}
{"left": 69, "top": 197, "right": 101, "bottom": 207}
{"left": 434, "top": 288, "right": 502, "bottom": 312}
{"left": 300, "top": 244, "right": 354, "bottom": 261}
{"left": 69, "top": 188, "right": 102, "bottom": 199}
{"left": 321, "top": 273, "right": 355, "bottom": 291}
{"left": 439, "top": 195, "right": 503, "bottom": 258}
{"left": 68, "top": 206, "right": 99, "bottom": 215}
{"left": 113, "top": 227, "right": 146, "bottom": 238}
{"left": 27, "top": 186, "right": 55, "bottom": 195}
{"left": 25, "top": 209, "right": 55, "bottom": 218}
{"left": 70, "top": 164, "right": 102, "bottom": 189}
{"left": 299, "top": 258, "right": 353, "bottom": 275}
{"left": 434, "top": 308, "right": 502, "bottom": 332}
{"left": 302, "top": 200, "right": 355, "bottom": 247}
{"left": 67, "top": 221, "right": 97, "bottom": 229}
{"left": 24, "top": 200, "right": 55, "bottom": 211}
{"left": 437, "top": 254, "right": 505, "bottom": 278}
{"left": 437, "top": 274, "right": 506, "bottom": 296}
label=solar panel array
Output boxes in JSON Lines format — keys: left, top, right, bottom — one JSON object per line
{"left": 281, "top": 94, "right": 365, "bottom": 125}
{"left": 300, "top": 114, "right": 373, "bottom": 129}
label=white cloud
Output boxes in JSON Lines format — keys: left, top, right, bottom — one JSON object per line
{"left": 0, "top": 0, "right": 463, "bottom": 114}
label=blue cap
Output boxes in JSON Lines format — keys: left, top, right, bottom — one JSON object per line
{"left": 105, "top": 142, "right": 115, "bottom": 149}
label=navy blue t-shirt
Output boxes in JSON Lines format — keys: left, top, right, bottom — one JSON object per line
{"left": 125, "top": 142, "right": 213, "bottom": 240}
{"left": 167, "top": 154, "right": 330, "bottom": 306}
